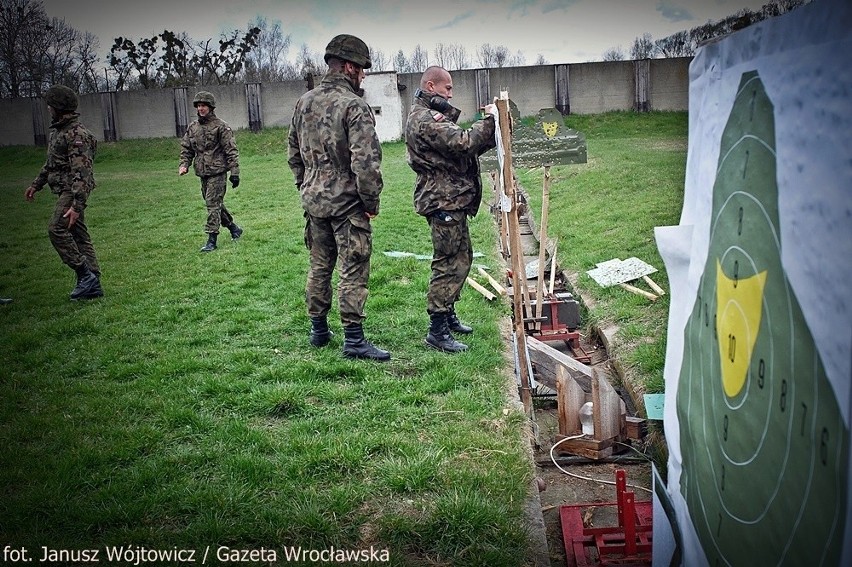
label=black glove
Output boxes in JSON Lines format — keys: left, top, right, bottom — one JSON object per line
{"left": 229, "top": 174, "right": 240, "bottom": 188}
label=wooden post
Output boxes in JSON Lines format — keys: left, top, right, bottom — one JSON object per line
{"left": 535, "top": 166, "right": 551, "bottom": 330}
{"left": 498, "top": 95, "right": 533, "bottom": 415}
{"left": 548, "top": 237, "right": 559, "bottom": 294}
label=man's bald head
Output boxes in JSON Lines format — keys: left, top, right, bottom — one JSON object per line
{"left": 420, "top": 66, "right": 453, "bottom": 100}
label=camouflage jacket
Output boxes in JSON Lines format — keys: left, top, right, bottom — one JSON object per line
{"left": 287, "top": 72, "right": 383, "bottom": 218}
{"left": 179, "top": 113, "right": 240, "bottom": 178}
{"left": 31, "top": 113, "right": 97, "bottom": 212}
{"left": 405, "top": 97, "right": 496, "bottom": 217}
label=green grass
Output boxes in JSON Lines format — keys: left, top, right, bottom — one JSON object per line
{"left": 0, "top": 111, "right": 687, "bottom": 564}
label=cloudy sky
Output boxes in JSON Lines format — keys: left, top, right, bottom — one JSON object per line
{"left": 43, "top": 0, "right": 771, "bottom": 66}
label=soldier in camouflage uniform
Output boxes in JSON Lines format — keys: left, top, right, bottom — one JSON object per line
{"left": 25, "top": 85, "right": 103, "bottom": 301}
{"left": 179, "top": 91, "right": 242, "bottom": 252}
{"left": 405, "top": 66, "right": 497, "bottom": 353}
{"left": 287, "top": 34, "right": 390, "bottom": 361}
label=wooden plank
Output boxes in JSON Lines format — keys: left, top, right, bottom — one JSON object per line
{"left": 556, "top": 366, "right": 586, "bottom": 436}
{"left": 528, "top": 335, "right": 591, "bottom": 377}
{"left": 466, "top": 277, "right": 495, "bottom": 301}
{"left": 619, "top": 282, "right": 658, "bottom": 301}
{"left": 535, "top": 166, "right": 551, "bottom": 331}
{"left": 477, "top": 267, "right": 506, "bottom": 296}
{"left": 642, "top": 275, "right": 666, "bottom": 296}
{"left": 592, "top": 366, "right": 625, "bottom": 441}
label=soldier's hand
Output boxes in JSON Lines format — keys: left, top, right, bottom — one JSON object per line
{"left": 230, "top": 174, "right": 240, "bottom": 188}
{"left": 24, "top": 186, "right": 37, "bottom": 201}
{"left": 63, "top": 207, "right": 80, "bottom": 229}
{"left": 178, "top": 165, "right": 188, "bottom": 175}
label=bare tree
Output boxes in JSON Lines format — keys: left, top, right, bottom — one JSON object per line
{"left": 410, "top": 44, "right": 428, "bottom": 73}
{"left": 432, "top": 42, "right": 449, "bottom": 68}
{"left": 602, "top": 46, "right": 626, "bottom": 61}
{"left": 630, "top": 33, "right": 657, "bottom": 59}
{"left": 446, "top": 43, "right": 469, "bottom": 70}
{"left": 393, "top": 49, "right": 410, "bottom": 73}
{"left": 535, "top": 54, "right": 548, "bottom": 65}
{"left": 655, "top": 31, "right": 692, "bottom": 58}
{"left": 296, "top": 42, "right": 326, "bottom": 78}
{"left": 244, "top": 16, "right": 293, "bottom": 82}
{"left": 477, "top": 43, "right": 511, "bottom": 68}
{"left": 368, "top": 45, "right": 388, "bottom": 72}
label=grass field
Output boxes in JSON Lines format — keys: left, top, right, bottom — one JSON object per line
{"left": 0, "top": 110, "right": 687, "bottom": 565}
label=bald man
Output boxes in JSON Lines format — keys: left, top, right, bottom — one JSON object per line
{"left": 404, "top": 66, "right": 497, "bottom": 353}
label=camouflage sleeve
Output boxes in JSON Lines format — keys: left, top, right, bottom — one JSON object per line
{"left": 421, "top": 115, "right": 496, "bottom": 157}
{"left": 220, "top": 123, "right": 240, "bottom": 176}
{"left": 179, "top": 127, "right": 194, "bottom": 170}
{"left": 31, "top": 161, "right": 49, "bottom": 190}
{"left": 287, "top": 113, "right": 304, "bottom": 189}
{"left": 347, "top": 102, "right": 383, "bottom": 214}
{"left": 69, "top": 129, "right": 96, "bottom": 211}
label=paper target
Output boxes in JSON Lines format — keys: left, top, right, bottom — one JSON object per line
{"left": 676, "top": 71, "right": 849, "bottom": 565}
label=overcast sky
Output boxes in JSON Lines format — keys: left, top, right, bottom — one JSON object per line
{"left": 42, "top": 0, "right": 771, "bottom": 66}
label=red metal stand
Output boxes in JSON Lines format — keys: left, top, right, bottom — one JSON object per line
{"left": 533, "top": 296, "right": 591, "bottom": 363}
{"left": 560, "top": 470, "right": 652, "bottom": 566}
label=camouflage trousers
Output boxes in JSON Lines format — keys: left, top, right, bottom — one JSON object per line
{"left": 305, "top": 212, "right": 372, "bottom": 326}
{"left": 200, "top": 173, "right": 235, "bottom": 234}
{"left": 426, "top": 210, "right": 472, "bottom": 314}
{"left": 48, "top": 190, "right": 100, "bottom": 275}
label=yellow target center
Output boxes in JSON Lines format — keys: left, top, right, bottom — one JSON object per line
{"left": 715, "top": 261, "right": 767, "bottom": 398}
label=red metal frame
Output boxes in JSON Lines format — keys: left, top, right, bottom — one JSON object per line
{"left": 531, "top": 295, "right": 592, "bottom": 363}
{"left": 560, "top": 470, "right": 653, "bottom": 566}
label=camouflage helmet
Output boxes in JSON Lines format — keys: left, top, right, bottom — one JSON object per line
{"left": 324, "top": 34, "right": 372, "bottom": 69}
{"left": 193, "top": 91, "right": 216, "bottom": 108}
{"left": 44, "top": 85, "right": 78, "bottom": 113}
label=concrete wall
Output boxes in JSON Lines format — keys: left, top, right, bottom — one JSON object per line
{"left": 650, "top": 57, "right": 691, "bottom": 111}
{"left": 363, "top": 72, "right": 404, "bottom": 142}
{"left": 1, "top": 58, "right": 692, "bottom": 147}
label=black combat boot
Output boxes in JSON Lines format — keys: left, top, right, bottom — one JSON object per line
{"left": 70, "top": 265, "right": 103, "bottom": 301}
{"left": 343, "top": 324, "right": 390, "bottom": 361}
{"left": 447, "top": 308, "right": 473, "bottom": 334}
{"left": 425, "top": 312, "right": 468, "bottom": 353}
{"left": 309, "top": 316, "right": 333, "bottom": 347}
{"left": 229, "top": 223, "right": 243, "bottom": 240}
{"left": 200, "top": 233, "right": 217, "bottom": 252}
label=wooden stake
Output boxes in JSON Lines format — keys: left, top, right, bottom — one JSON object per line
{"left": 619, "top": 282, "right": 658, "bottom": 301}
{"left": 642, "top": 275, "right": 666, "bottom": 296}
{"left": 477, "top": 266, "right": 506, "bottom": 296}
{"left": 497, "top": 96, "right": 533, "bottom": 416}
{"left": 466, "top": 277, "right": 496, "bottom": 301}
{"left": 548, "top": 237, "right": 558, "bottom": 294}
{"left": 535, "top": 165, "right": 551, "bottom": 330}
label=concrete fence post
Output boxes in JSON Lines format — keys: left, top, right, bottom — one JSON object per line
{"left": 475, "top": 69, "right": 491, "bottom": 109}
{"left": 32, "top": 97, "right": 47, "bottom": 146}
{"left": 634, "top": 59, "right": 650, "bottom": 112}
{"left": 555, "top": 64, "right": 570, "bottom": 115}
{"left": 100, "top": 92, "right": 117, "bottom": 142}
{"left": 173, "top": 87, "right": 189, "bottom": 137}
{"left": 246, "top": 83, "right": 263, "bottom": 132}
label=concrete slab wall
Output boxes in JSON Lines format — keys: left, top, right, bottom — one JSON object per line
{"left": 568, "top": 61, "right": 635, "bottom": 114}
{"left": 1, "top": 98, "right": 34, "bottom": 145}
{"left": 1, "top": 58, "right": 691, "bottom": 146}
{"left": 261, "top": 80, "right": 309, "bottom": 129}
{"left": 489, "top": 65, "right": 556, "bottom": 115}
{"left": 650, "top": 57, "right": 691, "bottom": 111}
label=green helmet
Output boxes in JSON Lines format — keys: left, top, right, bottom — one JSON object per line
{"left": 324, "top": 34, "right": 372, "bottom": 69}
{"left": 193, "top": 91, "right": 216, "bottom": 108}
{"left": 44, "top": 85, "right": 78, "bottom": 113}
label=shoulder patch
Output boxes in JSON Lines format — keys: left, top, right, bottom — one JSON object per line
{"left": 431, "top": 111, "right": 445, "bottom": 122}
{"left": 72, "top": 137, "right": 84, "bottom": 147}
